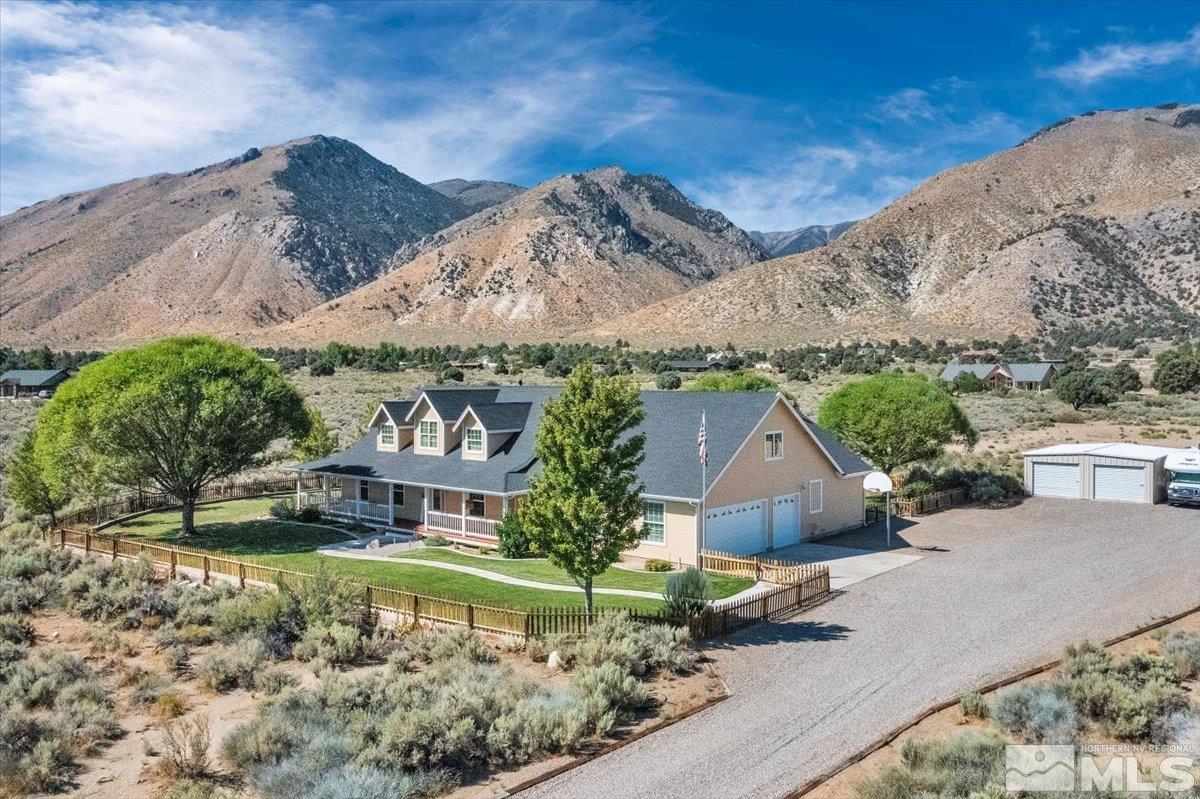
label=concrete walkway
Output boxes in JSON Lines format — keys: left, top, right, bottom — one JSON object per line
{"left": 523, "top": 499, "right": 1200, "bottom": 799}
{"left": 318, "top": 546, "right": 776, "bottom": 606}
{"left": 769, "top": 542, "right": 923, "bottom": 590}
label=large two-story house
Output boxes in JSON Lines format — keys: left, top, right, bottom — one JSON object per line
{"left": 293, "top": 387, "right": 870, "bottom": 566}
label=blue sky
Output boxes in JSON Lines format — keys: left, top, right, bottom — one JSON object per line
{"left": 1, "top": 1, "right": 1196, "bottom": 229}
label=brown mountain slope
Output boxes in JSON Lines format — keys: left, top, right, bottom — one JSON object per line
{"left": 0, "top": 136, "right": 469, "bottom": 347}
{"left": 595, "top": 105, "right": 1200, "bottom": 346}
{"left": 265, "top": 166, "right": 766, "bottom": 345}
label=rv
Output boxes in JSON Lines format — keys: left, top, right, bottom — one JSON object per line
{"left": 1165, "top": 447, "right": 1200, "bottom": 508}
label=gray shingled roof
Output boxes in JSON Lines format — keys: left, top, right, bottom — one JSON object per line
{"left": 379, "top": 401, "right": 414, "bottom": 426}
{"left": 464, "top": 402, "right": 532, "bottom": 433}
{"left": 0, "top": 369, "right": 69, "bottom": 387}
{"left": 1007, "top": 363, "right": 1055, "bottom": 382}
{"left": 297, "top": 386, "right": 868, "bottom": 499}
{"left": 939, "top": 363, "right": 997, "bottom": 381}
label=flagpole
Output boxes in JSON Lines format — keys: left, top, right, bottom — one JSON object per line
{"left": 699, "top": 411, "right": 707, "bottom": 558}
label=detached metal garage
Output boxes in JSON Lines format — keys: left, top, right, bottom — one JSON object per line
{"left": 1023, "top": 443, "right": 1174, "bottom": 504}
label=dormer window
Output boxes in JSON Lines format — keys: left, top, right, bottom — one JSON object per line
{"left": 419, "top": 419, "right": 439, "bottom": 449}
{"left": 465, "top": 427, "right": 484, "bottom": 454}
{"left": 380, "top": 423, "right": 396, "bottom": 446}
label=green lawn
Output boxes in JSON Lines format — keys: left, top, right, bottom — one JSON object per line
{"left": 394, "top": 546, "right": 754, "bottom": 599}
{"left": 107, "top": 499, "right": 670, "bottom": 611}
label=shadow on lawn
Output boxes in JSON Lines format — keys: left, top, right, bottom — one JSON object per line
{"left": 142, "top": 520, "right": 345, "bottom": 558}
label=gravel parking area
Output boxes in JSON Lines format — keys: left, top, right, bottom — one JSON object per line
{"left": 523, "top": 499, "right": 1200, "bottom": 799}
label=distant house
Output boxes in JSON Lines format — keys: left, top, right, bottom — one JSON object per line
{"left": 0, "top": 369, "right": 70, "bottom": 399}
{"left": 293, "top": 386, "right": 870, "bottom": 565}
{"left": 939, "top": 362, "right": 1058, "bottom": 391}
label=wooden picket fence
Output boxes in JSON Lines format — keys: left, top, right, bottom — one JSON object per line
{"left": 892, "top": 487, "right": 968, "bottom": 517}
{"left": 699, "top": 549, "right": 829, "bottom": 585}
{"left": 59, "top": 475, "right": 322, "bottom": 529}
{"left": 43, "top": 528, "right": 831, "bottom": 643}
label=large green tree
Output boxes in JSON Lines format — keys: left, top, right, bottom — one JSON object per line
{"left": 1053, "top": 369, "right": 1115, "bottom": 410}
{"left": 36, "top": 337, "right": 309, "bottom": 537}
{"left": 817, "top": 372, "right": 977, "bottom": 473}
{"left": 521, "top": 363, "right": 646, "bottom": 614}
{"left": 688, "top": 370, "right": 777, "bottom": 392}
{"left": 1151, "top": 344, "right": 1200, "bottom": 395}
{"left": 8, "top": 427, "right": 70, "bottom": 529}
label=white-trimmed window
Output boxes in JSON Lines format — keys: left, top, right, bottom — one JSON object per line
{"left": 467, "top": 492, "right": 486, "bottom": 517}
{"left": 465, "top": 427, "right": 484, "bottom": 454}
{"left": 419, "top": 419, "right": 439, "bottom": 449}
{"left": 808, "top": 479, "right": 823, "bottom": 513}
{"left": 379, "top": 423, "right": 396, "bottom": 446}
{"left": 392, "top": 483, "right": 405, "bottom": 507}
{"left": 765, "top": 431, "right": 783, "bottom": 461}
{"left": 642, "top": 500, "right": 666, "bottom": 544}
{"left": 431, "top": 489, "right": 444, "bottom": 512}
{"left": 359, "top": 480, "right": 370, "bottom": 502}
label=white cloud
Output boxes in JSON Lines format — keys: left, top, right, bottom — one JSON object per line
{"left": 681, "top": 143, "right": 912, "bottom": 232}
{"left": 1045, "top": 27, "right": 1200, "bottom": 86}
{"left": 880, "top": 88, "right": 935, "bottom": 123}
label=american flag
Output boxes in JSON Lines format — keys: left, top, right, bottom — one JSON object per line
{"left": 697, "top": 411, "right": 708, "bottom": 466}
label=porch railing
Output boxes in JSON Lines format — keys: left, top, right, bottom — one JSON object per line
{"left": 326, "top": 497, "right": 392, "bottom": 523}
{"left": 426, "top": 510, "right": 499, "bottom": 538}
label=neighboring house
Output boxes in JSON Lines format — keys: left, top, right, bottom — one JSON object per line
{"left": 0, "top": 368, "right": 70, "bottom": 398}
{"left": 939, "top": 362, "right": 1058, "bottom": 391}
{"left": 293, "top": 386, "right": 871, "bottom": 566}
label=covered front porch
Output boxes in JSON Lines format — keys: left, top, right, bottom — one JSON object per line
{"left": 295, "top": 473, "right": 513, "bottom": 543}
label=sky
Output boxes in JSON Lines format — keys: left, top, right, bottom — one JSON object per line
{"left": 1, "top": 1, "right": 1197, "bottom": 230}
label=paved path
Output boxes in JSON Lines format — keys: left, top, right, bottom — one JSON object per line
{"left": 523, "top": 499, "right": 1200, "bottom": 799}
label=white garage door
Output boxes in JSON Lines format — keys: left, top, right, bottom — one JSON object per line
{"left": 1093, "top": 465, "right": 1146, "bottom": 503}
{"left": 705, "top": 500, "right": 766, "bottom": 555}
{"left": 1032, "top": 462, "right": 1081, "bottom": 498}
{"left": 771, "top": 494, "right": 801, "bottom": 548}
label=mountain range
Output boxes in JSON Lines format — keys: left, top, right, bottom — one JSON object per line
{"left": 1, "top": 104, "right": 1197, "bottom": 349}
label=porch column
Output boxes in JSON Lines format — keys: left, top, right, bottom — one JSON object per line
{"left": 357, "top": 481, "right": 363, "bottom": 518}
{"left": 387, "top": 482, "right": 395, "bottom": 527}
{"left": 422, "top": 489, "right": 429, "bottom": 525}
{"left": 322, "top": 475, "right": 330, "bottom": 512}
{"left": 295, "top": 474, "right": 302, "bottom": 508}
{"left": 501, "top": 495, "right": 509, "bottom": 518}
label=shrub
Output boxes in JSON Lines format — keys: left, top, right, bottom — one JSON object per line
{"left": 213, "top": 588, "right": 301, "bottom": 645}
{"left": 422, "top": 535, "right": 451, "bottom": 548}
{"left": 573, "top": 661, "right": 647, "bottom": 734}
{"left": 151, "top": 690, "right": 189, "bottom": 721}
{"left": 643, "top": 558, "right": 671, "bottom": 572}
{"left": 254, "top": 666, "right": 299, "bottom": 695}
{"left": 157, "top": 716, "right": 211, "bottom": 781}
{"left": 655, "top": 372, "right": 682, "bottom": 390}
{"left": 495, "top": 514, "right": 533, "bottom": 559}
{"left": 1157, "top": 631, "right": 1200, "bottom": 680}
{"left": 1058, "top": 642, "right": 1187, "bottom": 741}
{"left": 854, "top": 730, "right": 1005, "bottom": 799}
{"left": 195, "top": 637, "right": 268, "bottom": 693}
{"left": 548, "top": 613, "right": 690, "bottom": 676}
{"left": 269, "top": 500, "right": 298, "bottom": 521}
{"left": 0, "top": 614, "right": 35, "bottom": 647}
{"left": 296, "top": 505, "right": 323, "bottom": 524}
{"left": 959, "top": 691, "right": 989, "bottom": 720}
{"left": 989, "top": 683, "right": 1077, "bottom": 743}
{"left": 131, "top": 669, "right": 172, "bottom": 705}
{"left": 663, "top": 568, "right": 713, "bottom": 618}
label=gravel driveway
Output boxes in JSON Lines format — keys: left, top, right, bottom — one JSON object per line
{"left": 522, "top": 499, "right": 1200, "bottom": 799}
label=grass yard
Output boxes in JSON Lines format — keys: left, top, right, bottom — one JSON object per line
{"left": 394, "top": 546, "right": 754, "bottom": 598}
{"left": 107, "top": 499, "right": 670, "bottom": 611}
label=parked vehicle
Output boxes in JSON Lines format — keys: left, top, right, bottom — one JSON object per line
{"left": 1165, "top": 446, "right": 1200, "bottom": 508}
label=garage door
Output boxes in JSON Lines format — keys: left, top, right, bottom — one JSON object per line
{"left": 1093, "top": 465, "right": 1146, "bottom": 503}
{"left": 771, "top": 494, "right": 801, "bottom": 548}
{"left": 1032, "top": 462, "right": 1081, "bottom": 498}
{"left": 705, "top": 500, "right": 766, "bottom": 555}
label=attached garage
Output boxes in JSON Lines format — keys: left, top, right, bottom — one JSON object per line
{"left": 705, "top": 500, "right": 766, "bottom": 555}
{"left": 1023, "top": 443, "right": 1175, "bottom": 505}
{"left": 771, "top": 493, "right": 801, "bottom": 548}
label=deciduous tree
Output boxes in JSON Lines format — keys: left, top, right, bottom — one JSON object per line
{"left": 36, "top": 337, "right": 309, "bottom": 537}
{"left": 817, "top": 373, "right": 977, "bottom": 473}
{"left": 521, "top": 363, "right": 645, "bottom": 614}
{"left": 7, "top": 427, "right": 70, "bottom": 529}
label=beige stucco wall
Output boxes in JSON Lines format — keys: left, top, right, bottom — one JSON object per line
{"left": 625, "top": 500, "right": 699, "bottom": 566}
{"left": 706, "top": 399, "right": 865, "bottom": 546}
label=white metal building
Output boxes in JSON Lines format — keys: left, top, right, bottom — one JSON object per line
{"left": 1023, "top": 443, "right": 1176, "bottom": 504}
